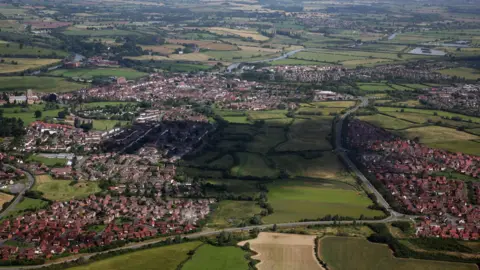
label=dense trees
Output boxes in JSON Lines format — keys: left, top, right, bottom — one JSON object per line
{"left": 0, "top": 112, "right": 26, "bottom": 137}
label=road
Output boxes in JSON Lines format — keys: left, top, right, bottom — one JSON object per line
{"left": 0, "top": 98, "right": 416, "bottom": 269}
{"left": 0, "top": 165, "right": 35, "bottom": 219}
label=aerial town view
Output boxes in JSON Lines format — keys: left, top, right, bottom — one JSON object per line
{"left": 0, "top": 0, "right": 479, "bottom": 269}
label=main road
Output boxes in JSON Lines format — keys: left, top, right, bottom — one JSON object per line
{"left": 0, "top": 164, "right": 35, "bottom": 219}
{"left": 0, "top": 98, "right": 415, "bottom": 269}
{"left": 227, "top": 48, "right": 305, "bottom": 72}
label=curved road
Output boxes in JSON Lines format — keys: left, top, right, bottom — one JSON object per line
{"left": 0, "top": 165, "right": 35, "bottom": 219}
{"left": 0, "top": 99, "right": 416, "bottom": 269}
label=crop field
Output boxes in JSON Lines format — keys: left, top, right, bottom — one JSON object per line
{"left": 49, "top": 68, "right": 147, "bottom": 80}
{"left": 221, "top": 115, "right": 250, "bottom": 124}
{"left": 270, "top": 59, "right": 327, "bottom": 66}
{"left": 376, "top": 107, "right": 480, "bottom": 124}
{"left": 467, "top": 128, "right": 480, "bottom": 135}
{"left": 271, "top": 152, "right": 355, "bottom": 183}
{"left": 263, "top": 180, "right": 383, "bottom": 223}
{"left": 318, "top": 236, "right": 477, "bottom": 270}
{"left": 276, "top": 117, "right": 333, "bottom": 152}
{"left": 205, "top": 27, "right": 269, "bottom": 41}
{"left": 341, "top": 58, "right": 394, "bottom": 68}
{"left": 205, "top": 49, "right": 277, "bottom": 61}
{"left": 182, "top": 244, "right": 250, "bottom": 270}
{"left": 0, "top": 192, "right": 14, "bottom": 207}
{"left": 297, "top": 107, "right": 344, "bottom": 115}
{"left": 92, "top": 120, "right": 130, "bottom": 131}
{"left": 0, "top": 76, "right": 87, "bottom": 93}
{"left": 0, "top": 42, "right": 67, "bottom": 57}
{"left": 79, "top": 102, "right": 135, "bottom": 109}
{"left": 33, "top": 175, "right": 100, "bottom": 202}
{"left": 69, "top": 241, "right": 203, "bottom": 270}
{"left": 0, "top": 58, "right": 60, "bottom": 74}
{"left": 27, "top": 155, "right": 67, "bottom": 167}
{"left": 395, "top": 126, "right": 480, "bottom": 155}
{"left": 439, "top": 67, "right": 480, "bottom": 80}
{"left": 168, "top": 52, "right": 211, "bottom": 62}
{"left": 208, "top": 200, "right": 261, "bottom": 228}
{"left": 230, "top": 152, "right": 278, "bottom": 178}
{"left": 204, "top": 179, "right": 260, "bottom": 198}
{"left": 358, "top": 114, "right": 418, "bottom": 130}
{"left": 62, "top": 28, "right": 139, "bottom": 37}
{"left": 294, "top": 51, "right": 365, "bottom": 63}
{"left": 124, "top": 55, "right": 169, "bottom": 61}
{"left": 381, "top": 112, "right": 480, "bottom": 129}
{"left": 238, "top": 232, "right": 323, "bottom": 270}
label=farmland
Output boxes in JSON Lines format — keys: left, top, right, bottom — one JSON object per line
{"left": 0, "top": 42, "right": 67, "bottom": 58}
{"left": 204, "top": 27, "right": 269, "bottom": 41}
{"left": 33, "top": 175, "right": 100, "bottom": 202}
{"left": 318, "top": 236, "right": 477, "bottom": 270}
{"left": 92, "top": 119, "right": 130, "bottom": 131}
{"left": 238, "top": 232, "right": 323, "bottom": 270}
{"left": 182, "top": 244, "right": 250, "bottom": 270}
{"left": 276, "top": 117, "right": 333, "bottom": 152}
{"left": 0, "top": 58, "right": 60, "bottom": 74}
{"left": 208, "top": 200, "right": 262, "bottom": 228}
{"left": 358, "top": 114, "right": 418, "bottom": 130}
{"left": 49, "top": 68, "right": 147, "bottom": 80}
{"left": 69, "top": 241, "right": 203, "bottom": 270}
{"left": 0, "top": 76, "right": 87, "bottom": 93}
{"left": 230, "top": 152, "right": 279, "bottom": 178}
{"left": 438, "top": 67, "right": 480, "bottom": 80}
{"left": 3, "top": 106, "right": 63, "bottom": 125}
{"left": 263, "top": 180, "right": 384, "bottom": 223}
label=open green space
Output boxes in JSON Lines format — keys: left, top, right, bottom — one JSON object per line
{"left": 357, "top": 82, "right": 396, "bottom": 92}
{"left": 204, "top": 179, "right": 260, "bottom": 198}
{"left": 27, "top": 155, "right": 67, "bottom": 167}
{"left": 0, "top": 42, "right": 67, "bottom": 57}
{"left": 33, "top": 175, "right": 101, "bottom": 202}
{"left": 230, "top": 152, "right": 278, "bottom": 178}
{"left": 69, "top": 241, "right": 203, "bottom": 270}
{"left": 319, "top": 236, "right": 477, "bottom": 270}
{"left": 263, "top": 180, "right": 383, "bottom": 223}
{"left": 246, "top": 127, "right": 286, "bottom": 154}
{"left": 3, "top": 198, "right": 49, "bottom": 219}
{"left": 276, "top": 117, "right": 333, "bottom": 152}
{"left": 49, "top": 68, "right": 147, "bottom": 80}
{"left": 79, "top": 102, "right": 136, "bottom": 109}
{"left": 182, "top": 244, "right": 250, "bottom": 270}
{"left": 3, "top": 107, "right": 63, "bottom": 125}
{"left": 92, "top": 119, "right": 130, "bottom": 131}
{"left": 439, "top": 67, "right": 480, "bottom": 80}
{"left": 208, "top": 200, "right": 262, "bottom": 228}
{"left": 0, "top": 76, "right": 87, "bottom": 93}
{"left": 376, "top": 107, "right": 480, "bottom": 124}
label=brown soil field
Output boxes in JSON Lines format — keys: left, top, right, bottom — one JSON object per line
{"left": 238, "top": 232, "right": 324, "bottom": 270}
{"left": 0, "top": 192, "right": 14, "bottom": 206}
{"left": 167, "top": 39, "right": 238, "bottom": 51}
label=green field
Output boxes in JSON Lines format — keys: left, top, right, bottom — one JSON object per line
{"left": 49, "top": 68, "right": 147, "bottom": 80}
{"left": 79, "top": 102, "right": 136, "bottom": 109}
{"left": 204, "top": 179, "right": 260, "bottom": 198}
{"left": 0, "top": 76, "right": 87, "bottom": 93}
{"left": 357, "top": 82, "right": 396, "bottom": 92}
{"left": 33, "top": 175, "right": 101, "bottom": 201}
{"left": 62, "top": 29, "right": 140, "bottom": 37}
{"left": 27, "top": 155, "right": 67, "bottom": 167}
{"left": 4, "top": 108, "right": 63, "bottom": 125}
{"left": 69, "top": 241, "right": 203, "bottom": 270}
{"left": 92, "top": 119, "right": 130, "bottom": 131}
{"left": 358, "top": 114, "right": 418, "bottom": 130}
{"left": 0, "top": 42, "right": 67, "bottom": 58}
{"left": 376, "top": 107, "right": 480, "bottom": 124}
{"left": 270, "top": 58, "right": 328, "bottom": 66}
{"left": 276, "top": 117, "right": 333, "bottom": 152}
{"left": 246, "top": 127, "right": 286, "bottom": 154}
{"left": 439, "top": 67, "right": 480, "bottom": 80}
{"left": 230, "top": 152, "right": 279, "bottom": 178}
{"left": 319, "top": 237, "right": 477, "bottom": 270}
{"left": 182, "top": 244, "right": 250, "bottom": 270}
{"left": 2, "top": 198, "right": 48, "bottom": 219}
{"left": 208, "top": 200, "right": 262, "bottom": 228}
{"left": 263, "top": 180, "right": 383, "bottom": 223}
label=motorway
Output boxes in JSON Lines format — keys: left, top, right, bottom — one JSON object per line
{"left": 0, "top": 165, "right": 35, "bottom": 219}
{"left": 0, "top": 98, "right": 415, "bottom": 269}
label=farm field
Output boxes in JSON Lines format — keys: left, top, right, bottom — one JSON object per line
{"left": 49, "top": 68, "right": 147, "bottom": 80}
{"left": 204, "top": 27, "right": 269, "bottom": 41}
{"left": 246, "top": 127, "right": 286, "bottom": 154}
{"left": 208, "top": 200, "right": 262, "bottom": 228}
{"left": 439, "top": 67, "right": 480, "bottom": 80}
{"left": 238, "top": 232, "right": 323, "bottom": 270}
{"left": 318, "top": 236, "right": 477, "bottom": 270}
{"left": 357, "top": 82, "right": 395, "bottom": 91}
{"left": 0, "top": 192, "right": 14, "bottom": 207}
{"left": 0, "top": 42, "right": 67, "bottom": 57}
{"left": 395, "top": 126, "right": 480, "bottom": 155}
{"left": 33, "top": 175, "right": 100, "bottom": 202}
{"left": 270, "top": 58, "right": 327, "bottom": 66}
{"left": 167, "top": 39, "right": 238, "bottom": 51}
{"left": 140, "top": 44, "right": 184, "bottom": 55}
{"left": 0, "top": 58, "right": 60, "bottom": 74}
{"left": 230, "top": 152, "right": 278, "bottom": 178}
{"left": 68, "top": 241, "right": 203, "bottom": 270}
{"left": 62, "top": 28, "right": 139, "bottom": 37}
{"left": 0, "top": 76, "right": 87, "bottom": 93}
{"left": 276, "top": 117, "right": 333, "bottom": 152}
{"left": 310, "top": 101, "right": 356, "bottom": 108}
{"left": 263, "top": 180, "right": 383, "bottom": 223}
{"left": 271, "top": 152, "right": 355, "bottom": 183}
{"left": 183, "top": 244, "right": 250, "bottom": 270}
{"left": 79, "top": 102, "right": 136, "bottom": 109}
{"left": 204, "top": 179, "right": 260, "bottom": 198}
{"left": 376, "top": 107, "right": 480, "bottom": 123}
{"left": 358, "top": 114, "right": 418, "bottom": 130}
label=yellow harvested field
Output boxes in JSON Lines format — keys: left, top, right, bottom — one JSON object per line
{"left": 140, "top": 44, "right": 184, "bottom": 55}
{"left": 168, "top": 53, "right": 211, "bottom": 61}
{"left": 206, "top": 27, "right": 269, "bottom": 41}
{"left": 238, "top": 233, "right": 324, "bottom": 270}
{"left": 167, "top": 39, "right": 238, "bottom": 51}
{"left": 0, "top": 58, "right": 60, "bottom": 74}
{"left": 0, "top": 192, "right": 14, "bottom": 206}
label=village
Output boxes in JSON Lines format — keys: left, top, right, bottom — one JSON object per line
{"left": 346, "top": 119, "right": 480, "bottom": 241}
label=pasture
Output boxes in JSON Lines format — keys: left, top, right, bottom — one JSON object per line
{"left": 182, "top": 244, "right": 250, "bottom": 270}
{"left": 3, "top": 107, "right": 63, "bottom": 125}
{"left": 246, "top": 127, "right": 286, "bottom": 154}
{"left": 49, "top": 68, "right": 147, "bottom": 80}
{"left": 376, "top": 107, "right": 480, "bottom": 124}
{"left": 230, "top": 152, "right": 279, "bottom": 178}
{"left": 263, "top": 180, "right": 383, "bottom": 223}
{"left": 0, "top": 42, "right": 67, "bottom": 57}
{"left": 3, "top": 198, "right": 48, "bottom": 219}
{"left": 69, "top": 241, "right": 203, "bottom": 270}
{"left": 238, "top": 232, "right": 323, "bottom": 270}
{"left": 276, "top": 117, "right": 333, "bottom": 152}
{"left": 356, "top": 82, "right": 395, "bottom": 92}
{"left": 0, "top": 58, "right": 60, "bottom": 74}
{"left": 33, "top": 175, "right": 100, "bottom": 201}
{"left": 318, "top": 236, "right": 477, "bottom": 270}
{"left": 358, "top": 114, "right": 418, "bottom": 130}
{"left": 0, "top": 76, "right": 87, "bottom": 93}
{"left": 439, "top": 67, "right": 480, "bottom": 80}
{"left": 208, "top": 200, "right": 262, "bottom": 228}
{"left": 92, "top": 120, "right": 130, "bottom": 131}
